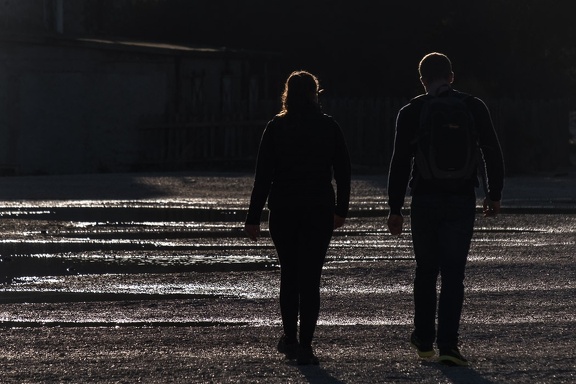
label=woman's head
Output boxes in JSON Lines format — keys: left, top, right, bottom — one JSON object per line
{"left": 280, "top": 70, "right": 321, "bottom": 115}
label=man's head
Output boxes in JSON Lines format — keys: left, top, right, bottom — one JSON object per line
{"left": 418, "top": 52, "right": 454, "bottom": 88}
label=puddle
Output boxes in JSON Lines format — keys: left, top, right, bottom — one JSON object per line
{"left": 0, "top": 205, "right": 574, "bottom": 285}
{"left": 0, "top": 207, "right": 246, "bottom": 222}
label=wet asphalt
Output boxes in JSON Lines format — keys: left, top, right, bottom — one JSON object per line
{"left": 0, "top": 171, "right": 574, "bottom": 383}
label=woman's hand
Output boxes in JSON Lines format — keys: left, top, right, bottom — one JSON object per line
{"left": 334, "top": 214, "right": 346, "bottom": 229}
{"left": 387, "top": 214, "right": 404, "bottom": 236}
{"left": 244, "top": 224, "right": 261, "bottom": 241}
{"left": 483, "top": 199, "right": 501, "bottom": 217}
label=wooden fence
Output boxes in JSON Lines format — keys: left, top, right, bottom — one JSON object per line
{"left": 487, "top": 98, "right": 573, "bottom": 173}
{"left": 138, "top": 120, "right": 267, "bottom": 170}
{"left": 138, "top": 98, "right": 575, "bottom": 174}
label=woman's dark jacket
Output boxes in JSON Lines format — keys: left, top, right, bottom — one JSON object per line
{"left": 245, "top": 110, "right": 351, "bottom": 225}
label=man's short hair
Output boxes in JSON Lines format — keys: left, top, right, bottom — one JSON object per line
{"left": 419, "top": 52, "right": 453, "bottom": 82}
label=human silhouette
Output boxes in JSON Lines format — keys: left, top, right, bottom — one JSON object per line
{"left": 245, "top": 70, "right": 351, "bottom": 365}
{"left": 387, "top": 53, "right": 504, "bottom": 366}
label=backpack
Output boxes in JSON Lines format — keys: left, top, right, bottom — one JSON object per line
{"left": 413, "top": 91, "right": 479, "bottom": 181}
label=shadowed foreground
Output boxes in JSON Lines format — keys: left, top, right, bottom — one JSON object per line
{"left": 0, "top": 171, "right": 574, "bottom": 383}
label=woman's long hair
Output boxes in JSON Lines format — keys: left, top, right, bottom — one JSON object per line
{"left": 278, "top": 70, "right": 321, "bottom": 116}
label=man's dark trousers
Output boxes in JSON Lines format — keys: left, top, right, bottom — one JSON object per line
{"left": 410, "top": 193, "right": 476, "bottom": 349}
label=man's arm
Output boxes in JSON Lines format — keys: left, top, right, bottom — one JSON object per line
{"left": 387, "top": 104, "right": 415, "bottom": 234}
{"left": 472, "top": 97, "right": 505, "bottom": 206}
{"left": 333, "top": 122, "right": 352, "bottom": 220}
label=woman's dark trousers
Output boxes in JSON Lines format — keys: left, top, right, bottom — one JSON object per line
{"left": 269, "top": 206, "right": 334, "bottom": 348}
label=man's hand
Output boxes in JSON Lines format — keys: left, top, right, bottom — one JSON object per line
{"left": 387, "top": 214, "right": 404, "bottom": 236}
{"left": 244, "top": 224, "right": 260, "bottom": 241}
{"left": 334, "top": 214, "right": 346, "bottom": 229}
{"left": 483, "top": 199, "right": 501, "bottom": 217}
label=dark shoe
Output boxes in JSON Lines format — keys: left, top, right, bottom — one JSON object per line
{"left": 277, "top": 335, "right": 298, "bottom": 360}
{"left": 410, "top": 331, "right": 435, "bottom": 358}
{"left": 439, "top": 347, "right": 469, "bottom": 366}
{"left": 297, "top": 346, "right": 319, "bottom": 365}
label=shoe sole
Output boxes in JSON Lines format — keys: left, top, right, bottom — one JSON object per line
{"left": 278, "top": 347, "right": 298, "bottom": 360}
{"left": 281, "top": 352, "right": 298, "bottom": 360}
{"left": 297, "top": 358, "right": 319, "bottom": 365}
{"left": 438, "top": 355, "right": 469, "bottom": 367}
{"left": 410, "top": 341, "right": 435, "bottom": 358}
{"left": 277, "top": 340, "right": 298, "bottom": 360}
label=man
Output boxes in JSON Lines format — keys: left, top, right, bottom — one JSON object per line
{"left": 387, "top": 52, "right": 504, "bottom": 366}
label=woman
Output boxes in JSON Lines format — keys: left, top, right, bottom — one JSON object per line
{"left": 245, "top": 70, "right": 351, "bottom": 365}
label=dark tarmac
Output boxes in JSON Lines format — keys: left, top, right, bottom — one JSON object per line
{"left": 0, "top": 171, "right": 574, "bottom": 383}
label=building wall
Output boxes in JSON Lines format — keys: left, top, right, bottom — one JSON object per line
{"left": 0, "top": 41, "right": 163, "bottom": 173}
{"left": 0, "top": 0, "right": 86, "bottom": 35}
{"left": 0, "top": 37, "right": 269, "bottom": 174}
{"left": 0, "top": 0, "right": 47, "bottom": 33}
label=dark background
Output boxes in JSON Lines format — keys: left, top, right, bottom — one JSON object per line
{"left": 83, "top": 0, "right": 576, "bottom": 100}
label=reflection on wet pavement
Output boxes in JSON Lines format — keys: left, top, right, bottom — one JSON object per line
{"left": 0, "top": 195, "right": 574, "bottom": 328}
{"left": 0, "top": 204, "right": 574, "bottom": 279}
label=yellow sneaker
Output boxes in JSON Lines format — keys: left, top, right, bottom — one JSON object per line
{"left": 410, "top": 331, "right": 435, "bottom": 358}
{"left": 439, "top": 347, "right": 470, "bottom": 366}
